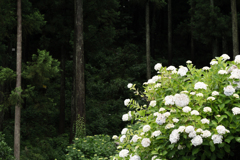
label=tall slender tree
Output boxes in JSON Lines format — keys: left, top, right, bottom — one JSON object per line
{"left": 146, "top": 0, "right": 151, "bottom": 79}
{"left": 14, "top": 0, "right": 22, "bottom": 159}
{"left": 168, "top": 0, "right": 172, "bottom": 65}
{"left": 210, "top": 0, "right": 218, "bottom": 58}
{"left": 231, "top": 0, "right": 239, "bottom": 57}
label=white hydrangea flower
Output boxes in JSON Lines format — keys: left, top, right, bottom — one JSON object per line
{"left": 232, "top": 107, "right": 240, "bottom": 115}
{"left": 141, "top": 138, "right": 151, "bottom": 147}
{"left": 230, "top": 69, "right": 240, "bottom": 79}
{"left": 159, "top": 108, "right": 165, "bottom": 112}
{"left": 216, "top": 125, "right": 228, "bottom": 135}
{"left": 167, "top": 65, "right": 176, "bottom": 71}
{"left": 224, "top": 85, "right": 235, "bottom": 96}
{"left": 182, "top": 106, "right": 191, "bottom": 113}
{"left": 151, "top": 130, "right": 161, "bottom": 137}
{"left": 211, "top": 134, "right": 223, "bottom": 144}
{"left": 207, "top": 97, "right": 215, "bottom": 101}
{"left": 185, "top": 126, "right": 195, "bottom": 133}
{"left": 122, "top": 114, "right": 129, "bottom": 121}
{"left": 120, "top": 135, "right": 126, "bottom": 142}
{"left": 119, "top": 149, "right": 129, "bottom": 157}
{"left": 202, "top": 66, "right": 210, "bottom": 70}
{"left": 191, "top": 135, "right": 203, "bottom": 146}
{"left": 178, "top": 126, "right": 186, "bottom": 133}
{"left": 140, "top": 132, "right": 144, "bottom": 136}
{"left": 201, "top": 130, "right": 211, "bottom": 138}
{"left": 121, "top": 128, "right": 128, "bottom": 135}
{"left": 181, "top": 90, "right": 189, "bottom": 94}
{"left": 201, "top": 118, "right": 210, "bottom": 124}
{"left": 170, "top": 109, "right": 176, "bottom": 113}
{"left": 124, "top": 99, "right": 131, "bottom": 106}
{"left": 131, "top": 135, "right": 140, "bottom": 143}
{"left": 147, "top": 79, "right": 155, "bottom": 84}
{"left": 164, "top": 95, "right": 175, "bottom": 105}
{"left": 210, "top": 60, "right": 218, "bottom": 65}
{"left": 163, "top": 112, "right": 171, "bottom": 117}
{"left": 203, "top": 107, "right": 212, "bottom": 112}
{"left": 174, "top": 93, "right": 190, "bottom": 107}
{"left": 117, "top": 146, "right": 122, "bottom": 149}
{"left": 154, "top": 83, "right": 161, "bottom": 88}
{"left": 112, "top": 135, "right": 118, "bottom": 140}
{"left": 127, "top": 83, "right": 133, "bottom": 88}
{"left": 190, "top": 92, "right": 196, "bottom": 95}
{"left": 218, "top": 70, "right": 228, "bottom": 75}
{"left": 152, "top": 75, "right": 161, "bottom": 83}
{"left": 178, "top": 144, "right": 186, "bottom": 150}
{"left": 196, "top": 93, "right": 203, "bottom": 97}
{"left": 172, "top": 70, "right": 178, "bottom": 74}
{"left": 143, "top": 125, "right": 151, "bottom": 132}
{"left": 194, "top": 82, "right": 208, "bottom": 90}
{"left": 178, "top": 66, "right": 188, "bottom": 76}
{"left": 212, "top": 91, "right": 219, "bottom": 96}
{"left": 221, "top": 54, "right": 230, "bottom": 61}
{"left": 189, "top": 131, "right": 197, "bottom": 138}
{"left": 165, "top": 123, "right": 175, "bottom": 129}
{"left": 234, "top": 55, "right": 240, "bottom": 64}
{"left": 130, "top": 155, "right": 141, "bottom": 160}
{"left": 233, "top": 94, "right": 239, "bottom": 98}
{"left": 186, "top": 60, "right": 192, "bottom": 64}
{"left": 156, "top": 114, "right": 166, "bottom": 125}
{"left": 169, "top": 129, "right": 180, "bottom": 144}
{"left": 154, "top": 63, "right": 162, "bottom": 71}
{"left": 196, "top": 128, "right": 203, "bottom": 133}
{"left": 153, "top": 112, "right": 161, "bottom": 116}
{"left": 149, "top": 100, "right": 157, "bottom": 107}
{"left": 173, "top": 118, "right": 179, "bottom": 123}
{"left": 191, "top": 110, "right": 200, "bottom": 115}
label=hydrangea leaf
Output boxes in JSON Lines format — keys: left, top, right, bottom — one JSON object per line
{"left": 210, "top": 153, "right": 217, "bottom": 160}
{"left": 192, "top": 147, "right": 200, "bottom": 155}
{"left": 209, "top": 141, "right": 215, "bottom": 152}
{"left": 224, "top": 144, "right": 230, "bottom": 153}
{"left": 235, "top": 137, "right": 240, "bottom": 143}
{"left": 225, "top": 135, "right": 234, "bottom": 143}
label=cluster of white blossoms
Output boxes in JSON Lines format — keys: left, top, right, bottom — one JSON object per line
{"left": 149, "top": 100, "right": 157, "bottom": 107}
{"left": 121, "top": 128, "right": 128, "bottom": 135}
{"left": 172, "top": 118, "right": 179, "bottom": 123}
{"left": 207, "top": 97, "right": 215, "bottom": 101}
{"left": 151, "top": 130, "right": 161, "bottom": 137}
{"left": 229, "top": 68, "right": 240, "bottom": 79}
{"left": 210, "top": 60, "right": 218, "bottom": 65}
{"left": 124, "top": 99, "right": 131, "bottom": 106}
{"left": 164, "top": 95, "right": 175, "bottom": 105}
{"left": 233, "top": 94, "right": 239, "bottom": 98}
{"left": 177, "top": 66, "right": 188, "bottom": 76}
{"left": 127, "top": 83, "right": 133, "bottom": 88}
{"left": 154, "top": 63, "right": 162, "bottom": 71}
{"left": 202, "top": 66, "right": 210, "bottom": 70}
{"left": 191, "top": 110, "right": 200, "bottom": 115}
{"left": 159, "top": 107, "right": 165, "bottom": 112}
{"left": 232, "top": 107, "right": 240, "bottom": 115}
{"left": 119, "top": 149, "right": 129, "bottom": 158}
{"left": 218, "top": 70, "right": 228, "bottom": 74}
{"left": 143, "top": 125, "right": 151, "bottom": 132}
{"left": 211, "top": 134, "right": 223, "bottom": 144}
{"left": 212, "top": 91, "right": 219, "bottom": 96}
{"left": 122, "top": 111, "right": 132, "bottom": 121}
{"left": 174, "top": 94, "right": 190, "bottom": 107}
{"left": 224, "top": 85, "right": 235, "bottom": 96}
{"left": 191, "top": 136, "right": 203, "bottom": 146}
{"left": 120, "top": 135, "right": 126, "bottom": 143}
{"left": 201, "top": 130, "right": 211, "bottom": 138}
{"left": 196, "top": 93, "right": 203, "bottom": 97}
{"left": 182, "top": 106, "right": 191, "bottom": 113}
{"left": 203, "top": 107, "right": 212, "bottom": 112}
{"left": 221, "top": 54, "right": 230, "bottom": 61}
{"left": 216, "top": 125, "right": 229, "bottom": 135}
{"left": 141, "top": 138, "right": 151, "bottom": 147}
{"left": 201, "top": 118, "right": 210, "bottom": 124}
{"left": 130, "top": 155, "right": 141, "bottom": 160}
{"left": 156, "top": 114, "right": 166, "bottom": 125}
{"left": 194, "top": 82, "right": 208, "bottom": 90}
{"left": 165, "top": 123, "right": 174, "bottom": 129}
{"left": 235, "top": 55, "right": 240, "bottom": 64}
{"left": 130, "top": 135, "right": 141, "bottom": 143}
{"left": 167, "top": 65, "right": 176, "bottom": 71}
{"left": 169, "top": 129, "right": 180, "bottom": 144}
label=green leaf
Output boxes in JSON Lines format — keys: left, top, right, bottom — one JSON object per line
{"left": 209, "top": 141, "right": 215, "bottom": 152}
{"left": 162, "top": 150, "right": 168, "bottom": 156}
{"left": 211, "top": 153, "right": 216, "bottom": 160}
{"left": 205, "top": 149, "right": 211, "bottom": 158}
{"left": 201, "top": 153, "right": 206, "bottom": 160}
{"left": 224, "top": 144, "right": 230, "bottom": 153}
{"left": 235, "top": 137, "right": 240, "bottom": 143}
{"left": 225, "top": 135, "right": 234, "bottom": 143}
{"left": 218, "top": 104, "right": 225, "bottom": 111}
{"left": 192, "top": 147, "right": 200, "bottom": 155}
{"left": 137, "top": 110, "right": 145, "bottom": 117}
{"left": 151, "top": 151, "right": 158, "bottom": 155}
{"left": 156, "top": 135, "right": 168, "bottom": 140}
{"left": 167, "top": 149, "right": 176, "bottom": 158}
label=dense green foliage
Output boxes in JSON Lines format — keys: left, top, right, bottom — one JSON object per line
{"left": 0, "top": 132, "right": 14, "bottom": 160}
{"left": 0, "top": 0, "right": 240, "bottom": 159}
{"left": 66, "top": 135, "right": 117, "bottom": 160}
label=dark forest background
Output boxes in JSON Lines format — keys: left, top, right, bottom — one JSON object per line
{"left": 0, "top": 0, "right": 240, "bottom": 159}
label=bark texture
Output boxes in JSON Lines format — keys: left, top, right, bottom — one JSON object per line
{"left": 146, "top": 0, "right": 151, "bottom": 79}
{"left": 168, "top": 0, "right": 172, "bottom": 65}
{"left": 231, "top": 0, "right": 239, "bottom": 57}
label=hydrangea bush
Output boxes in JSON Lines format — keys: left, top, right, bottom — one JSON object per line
{"left": 112, "top": 54, "right": 240, "bottom": 160}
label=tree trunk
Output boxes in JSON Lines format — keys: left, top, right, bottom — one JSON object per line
{"left": 168, "top": 0, "right": 172, "bottom": 65}
{"left": 74, "top": 0, "right": 85, "bottom": 138}
{"left": 190, "top": 0, "right": 195, "bottom": 62}
{"left": 231, "top": 0, "right": 239, "bottom": 57}
{"left": 210, "top": 0, "right": 218, "bottom": 58}
{"left": 146, "top": 0, "right": 151, "bottom": 79}
{"left": 59, "top": 46, "right": 65, "bottom": 134}
{"left": 14, "top": 0, "right": 22, "bottom": 159}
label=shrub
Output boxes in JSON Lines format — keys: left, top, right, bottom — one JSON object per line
{"left": 0, "top": 132, "right": 14, "bottom": 160}
{"left": 66, "top": 135, "right": 117, "bottom": 160}
{"left": 112, "top": 54, "right": 240, "bottom": 160}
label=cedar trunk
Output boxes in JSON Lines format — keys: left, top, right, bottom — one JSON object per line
{"left": 14, "top": 0, "right": 22, "bottom": 159}
{"left": 168, "top": 0, "right": 172, "bottom": 65}
{"left": 146, "top": 0, "right": 151, "bottom": 79}
{"left": 231, "top": 0, "right": 239, "bottom": 57}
